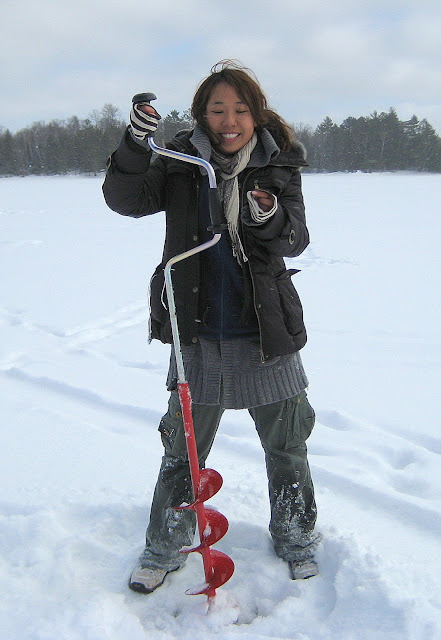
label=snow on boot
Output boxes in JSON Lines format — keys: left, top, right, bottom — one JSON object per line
{"left": 289, "top": 559, "right": 319, "bottom": 580}
{"left": 129, "top": 566, "right": 168, "bottom": 593}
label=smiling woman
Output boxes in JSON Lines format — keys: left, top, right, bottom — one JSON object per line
{"left": 102, "top": 59, "right": 320, "bottom": 594}
{"left": 191, "top": 60, "right": 295, "bottom": 153}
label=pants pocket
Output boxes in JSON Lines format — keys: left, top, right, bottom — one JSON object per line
{"left": 158, "top": 392, "right": 185, "bottom": 456}
{"left": 286, "top": 391, "right": 316, "bottom": 449}
{"left": 158, "top": 420, "right": 176, "bottom": 453}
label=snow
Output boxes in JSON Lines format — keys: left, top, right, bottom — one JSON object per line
{"left": 1, "top": 171, "right": 440, "bottom": 639}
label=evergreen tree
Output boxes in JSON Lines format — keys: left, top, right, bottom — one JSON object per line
{"left": 339, "top": 116, "right": 370, "bottom": 171}
{"left": 159, "top": 109, "right": 193, "bottom": 145}
{"left": 314, "top": 116, "right": 338, "bottom": 171}
{"left": 416, "top": 119, "right": 441, "bottom": 171}
{"left": 294, "top": 123, "right": 315, "bottom": 168}
{"left": 403, "top": 115, "right": 421, "bottom": 171}
{"left": 65, "top": 115, "right": 82, "bottom": 172}
{"left": 0, "top": 128, "right": 17, "bottom": 175}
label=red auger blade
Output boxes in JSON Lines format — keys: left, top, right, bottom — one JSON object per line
{"left": 174, "top": 468, "right": 223, "bottom": 511}
{"left": 180, "top": 507, "right": 229, "bottom": 553}
{"left": 186, "top": 549, "right": 235, "bottom": 596}
{"left": 195, "top": 468, "right": 223, "bottom": 504}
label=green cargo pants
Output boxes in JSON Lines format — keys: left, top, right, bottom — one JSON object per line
{"left": 139, "top": 390, "right": 318, "bottom": 570}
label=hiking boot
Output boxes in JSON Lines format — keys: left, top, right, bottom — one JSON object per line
{"left": 129, "top": 566, "right": 168, "bottom": 593}
{"left": 289, "top": 559, "right": 319, "bottom": 580}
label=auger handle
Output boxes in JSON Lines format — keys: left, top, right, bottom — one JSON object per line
{"left": 132, "top": 92, "right": 157, "bottom": 105}
{"left": 131, "top": 92, "right": 225, "bottom": 234}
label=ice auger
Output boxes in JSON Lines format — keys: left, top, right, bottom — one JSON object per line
{"left": 132, "top": 94, "right": 235, "bottom": 600}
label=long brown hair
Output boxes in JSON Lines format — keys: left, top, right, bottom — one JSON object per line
{"left": 191, "top": 60, "right": 295, "bottom": 151}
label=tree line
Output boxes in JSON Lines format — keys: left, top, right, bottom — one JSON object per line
{"left": 0, "top": 105, "right": 193, "bottom": 177}
{"left": 296, "top": 108, "right": 441, "bottom": 172}
{"left": 1, "top": 104, "right": 440, "bottom": 176}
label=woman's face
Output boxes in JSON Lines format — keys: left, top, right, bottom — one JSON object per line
{"left": 205, "top": 82, "right": 256, "bottom": 154}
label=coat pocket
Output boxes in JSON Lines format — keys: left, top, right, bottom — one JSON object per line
{"left": 275, "top": 269, "right": 304, "bottom": 338}
{"left": 149, "top": 263, "right": 167, "bottom": 315}
{"left": 149, "top": 263, "right": 173, "bottom": 343}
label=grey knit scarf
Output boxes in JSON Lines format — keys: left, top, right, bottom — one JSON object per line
{"left": 210, "top": 133, "right": 257, "bottom": 263}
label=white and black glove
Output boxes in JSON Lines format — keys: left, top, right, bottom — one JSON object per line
{"left": 247, "top": 189, "right": 278, "bottom": 222}
{"left": 129, "top": 103, "right": 161, "bottom": 140}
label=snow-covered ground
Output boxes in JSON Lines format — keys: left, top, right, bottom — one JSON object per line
{"left": 1, "top": 171, "right": 440, "bottom": 640}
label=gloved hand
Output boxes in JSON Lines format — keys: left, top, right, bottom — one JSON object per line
{"left": 247, "top": 189, "right": 278, "bottom": 223}
{"left": 129, "top": 102, "right": 161, "bottom": 140}
{"left": 250, "top": 189, "right": 276, "bottom": 213}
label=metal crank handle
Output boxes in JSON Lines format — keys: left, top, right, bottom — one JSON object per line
{"left": 148, "top": 137, "right": 225, "bottom": 234}
{"left": 131, "top": 92, "right": 225, "bottom": 234}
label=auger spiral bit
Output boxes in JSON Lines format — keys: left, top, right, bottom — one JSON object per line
{"left": 175, "top": 381, "right": 234, "bottom": 599}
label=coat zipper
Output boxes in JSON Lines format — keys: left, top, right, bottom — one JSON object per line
{"left": 240, "top": 168, "right": 267, "bottom": 363}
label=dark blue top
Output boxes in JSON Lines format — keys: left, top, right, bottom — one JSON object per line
{"left": 198, "top": 177, "right": 259, "bottom": 340}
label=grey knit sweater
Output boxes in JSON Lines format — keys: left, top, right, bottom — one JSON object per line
{"left": 166, "top": 336, "right": 308, "bottom": 410}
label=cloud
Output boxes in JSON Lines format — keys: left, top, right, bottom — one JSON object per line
{"left": 1, "top": 0, "right": 440, "bottom": 133}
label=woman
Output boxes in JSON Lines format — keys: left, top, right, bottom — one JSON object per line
{"left": 103, "top": 61, "right": 320, "bottom": 593}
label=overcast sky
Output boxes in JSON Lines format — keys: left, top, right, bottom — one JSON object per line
{"left": 1, "top": 0, "right": 440, "bottom": 134}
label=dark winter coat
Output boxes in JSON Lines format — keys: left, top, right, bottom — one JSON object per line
{"left": 102, "top": 128, "right": 310, "bottom": 361}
